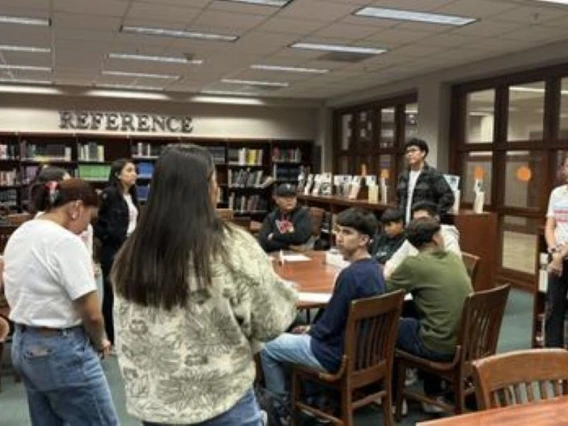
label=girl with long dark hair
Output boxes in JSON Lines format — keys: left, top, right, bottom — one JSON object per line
{"left": 112, "top": 144, "right": 297, "bottom": 426}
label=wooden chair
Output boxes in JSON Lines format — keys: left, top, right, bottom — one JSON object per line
{"left": 394, "top": 284, "right": 510, "bottom": 418}
{"left": 6, "top": 213, "right": 31, "bottom": 226}
{"left": 230, "top": 216, "right": 252, "bottom": 230}
{"left": 292, "top": 290, "right": 405, "bottom": 426}
{"left": 216, "top": 208, "right": 234, "bottom": 220}
{"left": 462, "top": 252, "right": 481, "bottom": 285}
{"left": 473, "top": 349, "right": 568, "bottom": 410}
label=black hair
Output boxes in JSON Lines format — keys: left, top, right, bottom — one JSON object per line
{"left": 380, "top": 208, "right": 404, "bottom": 225}
{"left": 336, "top": 208, "right": 377, "bottom": 239}
{"left": 404, "top": 137, "right": 429, "bottom": 156}
{"left": 31, "top": 178, "right": 99, "bottom": 212}
{"left": 405, "top": 217, "right": 441, "bottom": 250}
{"left": 112, "top": 144, "right": 230, "bottom": 310}
{"left": 29, "top": 166, "right": 71, "bottom": 214}
{"left": 411, "top": 200, "right": 439, "bottom": 219}
{"left": 108, "top": 158, "right": 138, "bottom": 203}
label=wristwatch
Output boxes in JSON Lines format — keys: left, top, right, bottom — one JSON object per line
{"left": 548, "top": 245, "right": 562, "bottom": 255}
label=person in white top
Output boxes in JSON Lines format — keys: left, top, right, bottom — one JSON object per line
{"left": 3, "top": 178, "right": 118, "bottom": 425}
{"left": 544, "top": 154, "right": 568, "bottom": 348}
{"left": 93, "top": 159, "right": 138, "bottom": 347}
{"left": 384, "top": 200, "right": 461, "bottom": 279}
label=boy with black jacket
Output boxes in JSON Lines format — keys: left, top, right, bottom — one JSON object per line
{"left": 258, "top": 183, "right": 312, "bottom": 252}
{"left": 370, "top": 208, "right": 406, "bottom": 265}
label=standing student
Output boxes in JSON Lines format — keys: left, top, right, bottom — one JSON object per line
{"left": 111, "top": 144, "right": 297, "bottom": 426}
{"left": 3, "top": 178, "right": 118, "bottom": 425}
{"left": 258, "top": 183, "right": 312, "bottom": 253}
{"left": 396, "top": 138, "right": 454, "bottom": 224}
{"left": 544, "top": 154, "right": 568, "bottom": 348}
{"left": 94, "top": 159, "right": 138, "bottom": 347}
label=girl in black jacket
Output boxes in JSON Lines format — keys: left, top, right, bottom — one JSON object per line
{"left": 94, "top": 159, "right": 138, "bottom": 346}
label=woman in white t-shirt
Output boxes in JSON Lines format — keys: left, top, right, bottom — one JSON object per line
{"left": 93, "top": 159, "right": 138, "bottom": 347}
{"left": 3, "top": 178, "right": 118, "bottom": 425}
{"left": 545, "top": 154, "right": 568, "bottom": 347}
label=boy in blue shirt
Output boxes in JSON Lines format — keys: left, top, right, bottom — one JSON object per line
{"left": 260, "top": 207, "right": 386, "bottom": 402}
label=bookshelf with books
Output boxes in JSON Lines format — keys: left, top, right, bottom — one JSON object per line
{"left": 0, "top": 134, "right": 21, "bottom": 211}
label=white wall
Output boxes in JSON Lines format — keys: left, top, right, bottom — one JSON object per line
{"left": 0, "top": 90, "right": 321, "bottom": 141}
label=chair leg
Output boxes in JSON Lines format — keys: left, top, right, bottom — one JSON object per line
{"left": 341, "top": 386, "right": 352, "bottom": 426}
{"left": 291, "top": 372, "right": 301, "bottom": 426}
{"left": 395, "top": 361, "right": 406, "bottom": 422}
{"left": 382, "top": 379, "right": 394, "bottom": 426}
{"left": 454, "top": 373, "right": 465, "bottom": 415}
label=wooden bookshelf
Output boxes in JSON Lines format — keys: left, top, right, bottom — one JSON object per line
{"left": 297, "top": 193, "right": 498, "bottom": 292}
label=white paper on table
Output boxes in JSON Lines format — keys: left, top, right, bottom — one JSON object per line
{"left": 282, "top": 253, "right": 311, "bottom": 262}
{"left": 298, "top": 292, "right": 332, "bottom": 303}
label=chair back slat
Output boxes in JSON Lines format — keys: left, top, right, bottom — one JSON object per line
{"left": 308, "top": 207, "right": 325, "bottom": 238}
{"left": 345, "top": 290, "right": 404, "bottom": 374}
{"left": 458, "top": 284, "right": 510, "bottom": 365}
{"left": 461, "top": 251, "right": 480, "bottom": 283}
{"left": 473, "top": 349, "right": 568, "bottom": 410}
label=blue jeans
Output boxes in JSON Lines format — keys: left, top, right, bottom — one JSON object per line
{"left": 11, "top": 325, "right": 119, "bottom": 426}
{"left": 142, "top": 388, "right": 262, "bottom": 426}
{"left": 260, "top": 333, "right": 325, "bottom": 399}
{"left": 397, "top": 318, "right": 454, "bottom": 395}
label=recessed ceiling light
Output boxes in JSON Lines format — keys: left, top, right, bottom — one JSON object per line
{"left": 0, "top": 15, "right": 50, "bottom": 26}
{"left": 201, "top": 90, "right": 258, "bottom": 96}
{"left": 0, "top": 64, "right": 52, "bottom": 71}
{"left": 0, "top": 78, "right": 52, "bottom": 85}
{"left": 102, "top": 70, "right": 179, "bottom": 80}
{"left": 533, "top": 0, "right": 568, "bottom": 5}
{"left": 251, "top": 64, "right": 329, "bottom": 74}
{"left": 219, "top": 0, "right": 291, "bottom": 6}
{"left": 95, "top": 83, "right": 165, "bottom": 91}
{"left": 0, "top": 45, "right": 51, "bottom": 53}
{"left": 108, "top": 53, "right": 203, "bottom": 64}
{"left": 290, "top": 42, "right": 386, "bottom": 55}
{"left": 222, "top": 78, "right": 289, "bottom": 87}
{"left": 121, "top": 26, "right": 238, "bottom": 42}
{"left": 354, "top": 7, "right": 476, "bottom": 26}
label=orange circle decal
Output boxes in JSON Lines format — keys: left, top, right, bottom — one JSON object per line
{"left": 516, "top": 166, "right": 532, "bottom": 182}
{"left": 474, "top": 166, "right": 484, "bottom": 180}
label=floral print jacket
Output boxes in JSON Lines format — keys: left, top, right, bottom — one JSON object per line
{"left": 113, "top": 226, "right": 298, "bottom": 424}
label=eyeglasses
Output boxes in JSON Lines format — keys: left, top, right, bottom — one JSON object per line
{"left": 405, "top": 147, "right": 421, "bottom": 154}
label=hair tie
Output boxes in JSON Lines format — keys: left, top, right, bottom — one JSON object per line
{"left": 45, "top": 181, "right": 59, "bottom": 205}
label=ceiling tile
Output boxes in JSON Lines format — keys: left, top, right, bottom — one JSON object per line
{"left": 256, "top": 17, "right": 326, "bottom": 35}
{"left": 0, "top": 52, "right": 51, "bottom": 67}
{"left": 53, "top": 12, "right": 121, "bottom": 30}
{"left": 54, "top": 28, "right": 116, "bottom": 42}
{"left": 314, "top": 23, "right": 382, "bottom": 40}
{"left": 371, "top": 0, "right": 456, "bottom": 11}
{"left": 53, "top": 0, "right": 129, "bottom": 17}
{"left": 493, "top": 5, "right": 568, "bottom": 25}
{"left": 0, "top": 25, "right": 51, "bottom": 45}
{"left": 500, "top": 26, "right": 568, "bottom": 43}
{"left": 364, "top": 28, "right": 433, "bottom": 48}
{"left": 277, "top": 0, "right": 356, "bottom": 22}
{"left": 209, "top": 0, "right": 281, "bottom": 16}
{"left": 126, "top": 3, "right": 202, "bottom": 23}
{"left": 434, "top": 0, "right": 517, "bottom": 19}
{"left": 135, "top": 0, "right": 210, "bottom": 6}
{"left": 451, "top": 20, "right": 523, "bottom": 38}
{"left": 0, "top": 0, "right": 49, "bottom": 10}
{"left": 195, "top": 10, "right": 269, "bottom": 31}
{"left": 415, "top": 33, "right": 478, "bottom": 48}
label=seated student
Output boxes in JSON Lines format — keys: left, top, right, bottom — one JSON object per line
{"left": 258, "top": 183, "right": 312, "bottom": 252}
{"left": 386, "top": 217, "right": 472, "bottom": 412}
{"left": 260, "top": 208, "right": 386, "bottom": 406}
{"left": 369, "top": 208, "right": 406, "bottom": 265}
{"left": 384, "top": 200, "right": 461, "bottom": 278}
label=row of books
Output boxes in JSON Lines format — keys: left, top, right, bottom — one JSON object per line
{"left": 0, "top": 144, "right": 19, "bottom": 159}
{"left": 79, "top": 143, "right": 105, "bottom": 162}
{"left": 228, "top": 169, "right": 269, "bottom": 188}
{"left": 272, "top": 147, "right": 302, "bottom": 163}
{"left": 24, "top": 144, "right": 72, "bottom": 161}
{"left": 137, "top": 162, "right": 154, "bottom": 178}
{"left": 78, "top": 165, "right": 111, "bottom": 181}
{"left": 0, "top": 189, "right": 18, "bottom": 207}
{"left": 206, "top": 146, "right": 226, "bottom": 165}
{"left": 136, "top": 185, "right": 150, "bottom": 201}
{"left": 0, "top": 169, "right": 19, "bottom": 186}
{"left": 273, "top": 164, "right": 301, "bottom": 183}
{"left": 132, "top": 142, "right": 163, "bottom": 158}
{"left": 227, "top": 194, "right": 268, "bottom": 213}
{"left": 227, "top": 148, "right": 264, "bottom": 166}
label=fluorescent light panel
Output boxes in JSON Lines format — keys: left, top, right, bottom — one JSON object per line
{"left": 251, "top": 64, "right": 328, "bottom": 74}
{"left": 222, "top": 78, "right": 289, "bottom": 87}
{"left": 533, "top": 0, "right": 568, "bottom": 5}
{"left": 109, "top": 53, "right": 203, "bottom": 64}
{"left": 95, "top": 84, "right": 165, "bottom": 91}
{"left": 0, "top": 64, "right": 51, "bottom": 71}
{"left": 201, "top": 90, "right": 259, "bottom": 96}
{"left": 220, "top": 0, "right": 291, "bottom": 6}
{"left": 290, "top": 42, "right": 386, "bottom": 55}
{"left": 102, "top": 70, "right": 178, "bottom": 80}
{"left": 0, "top": 45, "right": 50, "bottom": 53}
{"left": 121, "top": 26, "right": 238, "bottom": 42}
{"left": 0, "top": 78, "right": 52, "bottom": 85}
{"left": 0, "top": 15, "right": 50, "bottom": 26}
{"left": 354, "top": 7, "right": 476, "bottom": 26}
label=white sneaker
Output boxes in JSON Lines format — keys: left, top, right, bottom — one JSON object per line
{"left": 421, "top": 396, "right": 447, "bottom": 414}
{"left": 405, "top": 368, "right": 418, "bottom": 386}
{"left": 392, "top": 399, "right": 408, "bottom": 416}
{"left": 260, "top": 410, "right": 268, "bottom": 426}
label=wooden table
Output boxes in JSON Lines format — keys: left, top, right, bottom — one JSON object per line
{"left": 417, "top": 396, "right": 568, "bottom": 426}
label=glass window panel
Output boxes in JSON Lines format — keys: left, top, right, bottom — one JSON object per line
{"left": 379, "top": 154, "right": 395, "bottom": 203}
{"left": 338, "top": 156, "right": 351, "bottom": 174}
{"left": 356, "top": 110, "right": 373, "bottom": 151}
{"left": 553, "top": 150, "right": 568, "bottom": 186}
{"left": 560, "top": 78, "right": 568, "bottom": 140}
{"left": 461, "top": 151, "right": 492, "bottom": 204}
{"left": 501, "top": 215, "right": 538, "bottom": 274}
{"left": 341, "top": 113, "right": 353, "bottom": 150}
{"left": 405, "top": 103, "right": 418, "bottom": 141}
{"left": 379, "top": 108, "right": 395, "bottom": 149}
{"left": 507, "top": 81, "right": 545, "bottom": 142}
{"left": 504, "top": 150, "right": 545, "bottom": 209}
{"left": 466, "top": 89, "right": 495, "bottom": 144}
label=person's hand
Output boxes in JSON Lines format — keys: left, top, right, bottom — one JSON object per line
{"left": 96, "top": 339, "right": 112, "bottom": 359}
{"left": 548, "top": 253, "right": 564, "bottom": 276}
{"left": 268, "top": 233, "right": 274, "bottom": 240}
{"left": 292, "top": 325, "right": 310, "bottom": 334}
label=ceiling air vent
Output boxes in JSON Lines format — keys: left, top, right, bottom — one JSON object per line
{"left": 318, "top": 52, "right": 375, "bottom": 63}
